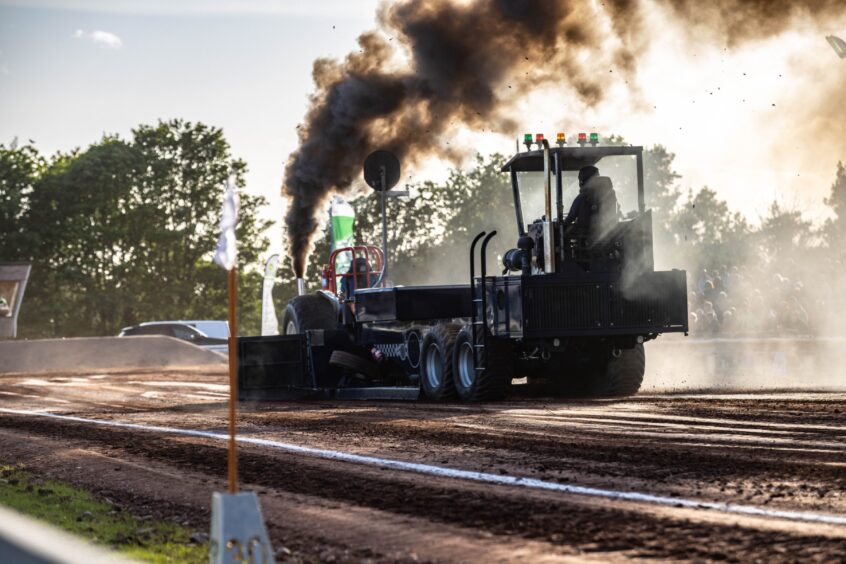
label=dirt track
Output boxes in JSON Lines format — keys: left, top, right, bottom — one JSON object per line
{"left": 0, "top": 367, "right": 844, "bottom": 562}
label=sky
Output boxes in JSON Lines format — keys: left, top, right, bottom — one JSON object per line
{"left": 0, "top": 0, "right": 382, "bottom": 253}
{"left": 1, "top": 0, "right": 845, "bottom": 257}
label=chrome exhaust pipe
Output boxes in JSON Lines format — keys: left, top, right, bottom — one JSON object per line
{"left": 296, "top": 277, "right": 306, "bottom": 296}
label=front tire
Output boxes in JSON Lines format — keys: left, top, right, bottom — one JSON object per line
{"left": 329, "top": 350, "right": 379, "bottom": 379}
{"left": 453, "top": 327, "right": 513, "bottom": 402}
{"left": 282, "top": 294, "right": 337, "bottom": 334}
{"left": 420, "top": 324, "right": 460, "bottom": 401}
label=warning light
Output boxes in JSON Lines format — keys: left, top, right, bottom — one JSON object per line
{"left": 556, "top": 132, "right": 566, "bottom": 146}
{"left": 523, "top": 133, "right": 533, "bottom": 150}
{"left": 535, "top": 133, "right": 544, "bottom": 142}
{"left": 577, "top": 132, "right": 587, "bottom": 146}
{"left": 589, "top": 132, "right": 599, "bottom": 145}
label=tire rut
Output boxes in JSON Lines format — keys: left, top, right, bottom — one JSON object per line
{"left": 1, "top": 414, "right": 844, "bottom": 562}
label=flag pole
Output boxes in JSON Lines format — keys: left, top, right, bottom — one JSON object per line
{"left": 227, "top": 266, "right": 238, "bottom": 493}
{"left": 210, "top": 180, "right": 273, "bottom": 563}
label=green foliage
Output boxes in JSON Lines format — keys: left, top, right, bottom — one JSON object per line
{"left": 757, "top": 201, "right": 813, "bottom": 260}
{"left": 668, "top": 186, "right": 752, "bottom": 269}
{"left": 0, "top": 465, "right": 206, "bottom": 563}
{"left": 0, "top": 141, "right": 44, "bottom": 259}
{"left": 1, "top": 120, "right": 271, "bottom": 338}
{"left": 5, "top": 123, "right": 840, "bottom": 336}
{"left": 308, "top": 145, "right": 837, "bottom": 293}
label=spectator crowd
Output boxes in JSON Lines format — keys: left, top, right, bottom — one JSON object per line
{"left": 687, "top": 265, "right": 813, "bottom": 336}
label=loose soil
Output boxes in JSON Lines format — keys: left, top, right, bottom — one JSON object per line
{"left": 0, "top": 367, "right": 844, "bottom": 562}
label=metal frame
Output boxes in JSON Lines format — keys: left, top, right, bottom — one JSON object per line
{"left": 469, "top": 231, "right": 497, "bottom": 372}
{"left": 325, "top": 245, "right": 384, "bottom": 297}
{"left": 505, "top": 146, "right": 646, "bottom": 238}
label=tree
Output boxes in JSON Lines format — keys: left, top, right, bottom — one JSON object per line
{"left": 4, "top": 120, "right": 271, "bottom": 338}
{"left": 757, "top": 201, "right": 812, "bottom": 263}
{"left": 0, "top": 141, "right": 43, "bottom": 260}
{"left": 667, "top": 186, "right": 751, "bottom": 270}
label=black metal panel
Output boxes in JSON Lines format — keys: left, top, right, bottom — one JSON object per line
{"left": 237, "top": 330, "right": 361, "bottom": 400}
{"left": 610, "top": 271, "right": 688, "bottom": 330}
{"left": 523, "top": 281, "right": 604, "bottom": 334}
{"left": 355, "top": 285, "right": 472, "bottom": 322}
{"left": 518, "top": 269, "right": 688, "bottom": 338}
{"left": 237, "top": 334, "right": 309, "bottom": 400}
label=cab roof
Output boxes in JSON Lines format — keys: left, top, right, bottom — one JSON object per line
{"left": 500, "top": 145, "right": 643, "bottom": 173}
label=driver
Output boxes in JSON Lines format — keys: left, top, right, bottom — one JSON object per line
{"left": 561, "top": 165, "right": 599, "bottom": 228}
{"left": 340, "top": 257, "right": 373, "bottom": 300}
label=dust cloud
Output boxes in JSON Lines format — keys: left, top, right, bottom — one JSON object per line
{"left": 282, "top": 0, "right": 846, "bottom": 390}
{"left": 282, "top": 0, "right": 844, "bottom": 278}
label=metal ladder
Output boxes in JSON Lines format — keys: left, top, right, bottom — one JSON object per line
{"left": 469, "top": 231, "right": 497, "bottom": 372}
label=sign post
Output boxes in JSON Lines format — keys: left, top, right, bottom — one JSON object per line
{"left": 210, "top": 178, "right": 274, "bottom": 563}
{"left": 363, "top": 150, "right": 402, "bottom": 286}
{"left": 227, "top": 266, "right": 238, "bottom": 493}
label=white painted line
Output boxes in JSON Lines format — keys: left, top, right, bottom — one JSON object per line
{"left": 2, "top": 408, "right": 845, "bottom": 527}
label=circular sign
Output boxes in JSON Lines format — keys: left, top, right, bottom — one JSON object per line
{"left": 363, "top": 150, "right": 401, "bottom": 192}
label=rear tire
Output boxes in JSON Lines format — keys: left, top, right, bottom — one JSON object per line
{"left": 282, "top": 294, "right": 337, "bottom": 334}
{"left": 453, "top": 327, "right": 513, "bottom": 402}
{"left": 420, "top": 324, "right": 460, "bottom": 401}
{"left": 587, "top": 344, "right": 645, "bottom": 397}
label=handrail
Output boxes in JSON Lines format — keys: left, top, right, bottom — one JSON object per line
{"left": 479, "top": 231, "right": 497, "bottom": 339}
{"left": 469, "top": 231, "right": 487, "bottom": 347}
{"left": 469, "top": 231, "right": 486, "bottom": 293}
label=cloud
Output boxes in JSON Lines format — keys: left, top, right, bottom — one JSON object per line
{"left": 73, "top": 29, "right": 122, "bottom": 48}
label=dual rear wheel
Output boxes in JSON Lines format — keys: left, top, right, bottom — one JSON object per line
{"left": 420, "top": 324, "right": 512, "bottom": 402}
{"left": 420, "top": 323, "right": 645, "bottom": 401}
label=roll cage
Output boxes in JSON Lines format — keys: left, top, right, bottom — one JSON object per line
{"left": 321, "top": 245, "right": 385, "bottom": 298}
{"left": 501, "top": 145, "right": 645, "bottom": 236}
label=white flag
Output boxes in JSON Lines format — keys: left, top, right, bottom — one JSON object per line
{"left": 261, "top": 254, "right": 280, "bottom": 336}
{"left": 213, "top": 178, "right": 239, "bottom": 270}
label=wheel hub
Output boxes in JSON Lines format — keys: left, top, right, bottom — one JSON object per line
{"left": 424, "top": 343, "right": 443, "bottom": 389}
{"left": 458, "top": 341, "right": 475, "bottom": 389}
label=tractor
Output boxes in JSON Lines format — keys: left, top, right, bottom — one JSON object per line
{"left": 237, "top": 135, "right": 688, "bottom": 402}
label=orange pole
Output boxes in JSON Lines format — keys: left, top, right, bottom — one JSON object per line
{"left": 227, "top": 267, "right": 238, "bottom": 493}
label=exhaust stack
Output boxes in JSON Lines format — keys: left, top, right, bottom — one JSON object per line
{"left": 296, "top": 277, "right": 306, "bottom": 296}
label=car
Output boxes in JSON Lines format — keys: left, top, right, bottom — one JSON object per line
{"left": 118, "top": 320, "right": 229, "bottom": 354}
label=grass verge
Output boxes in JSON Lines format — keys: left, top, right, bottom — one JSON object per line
{"left": 0, "top": 464, "right": 207, "bottom": 563}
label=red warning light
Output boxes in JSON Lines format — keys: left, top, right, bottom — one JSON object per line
{"left": 535, "top": 133, "right": 545, "bottom": 142}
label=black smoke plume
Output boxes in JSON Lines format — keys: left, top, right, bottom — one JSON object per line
{"left": 282, "top": 0, "right": 842, "bottom": 277}
{"left": 283, "top": 0, "right": 631, "bottom": 276}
